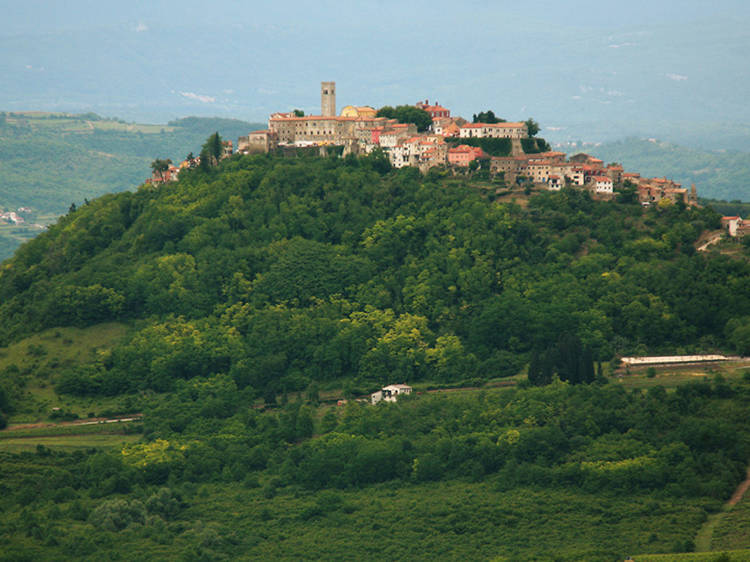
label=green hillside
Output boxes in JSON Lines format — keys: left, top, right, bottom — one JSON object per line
{"left": 585, "top": 138, "right": 750, "bottom": 202}
{"left": 1, "top": 152, "right": 750, "bottom": 559}
{"left": 0, "top": 112, "right": 263, "bottom": 260}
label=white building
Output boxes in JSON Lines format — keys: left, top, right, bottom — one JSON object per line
{"left": 722, "top": 216, "right": 742, "bottom": 237}
{"left": 371, "top": 384, "right": 413, "bottom": 404}
{"left": 459, "top": 122, "right": 528, "bottom": 139}
{"left": 590, "top": 175, "right": 613, "bottom": 193}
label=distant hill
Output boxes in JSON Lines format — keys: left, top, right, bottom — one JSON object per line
{"left": 577, "top": 138, "right": 750, "bottom": 202}
{"left": 0, "top": 112, "right": 263, "bottom": 259}
{"left": 702, "top": 199, "right": 750, "bottom": 218}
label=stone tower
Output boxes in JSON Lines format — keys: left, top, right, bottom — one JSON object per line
{"left": 321, "top": 81, "right": 336, "bottom": 117}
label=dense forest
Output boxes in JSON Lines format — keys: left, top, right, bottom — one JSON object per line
{"left": 3, "top": 378, "right": 750, "bottom": 560}
{"left": 1, "top": 151, "right": 750, "bottom": 559}
{"left": 0, "top": 151, "right": 747, "bottom": 397}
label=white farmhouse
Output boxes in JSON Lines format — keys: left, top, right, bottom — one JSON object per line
{"left": 371, "top": 384, "right": 413, "bottom": 405}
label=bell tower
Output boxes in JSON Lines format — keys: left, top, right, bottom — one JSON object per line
{"left": 321, "top": 81, "right": 336, "bottom": 117}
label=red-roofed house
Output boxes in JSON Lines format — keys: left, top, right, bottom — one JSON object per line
{"left": 448, "top": 144, "right": 486, "bottom": 167}
{"left": 548, "top": 175, "right": 563, "bottom": 190}
{"left": 416, "top": 99, "right": 450, "bottom": 119}
{"left": 606, "top": 163, "right": 624, "bottom": 184}
{"left": 590, "top": 176, "right": 613, "bottom": 193}
{"left": 622, "top": 172, "right": 641, "bottom": 187}
{"left": 721, "top": 216, "right": 742, "bottom": 237}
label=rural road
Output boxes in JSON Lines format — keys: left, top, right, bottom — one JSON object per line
{"left": 3, "top": 414, "right": 143, "bottom": 432}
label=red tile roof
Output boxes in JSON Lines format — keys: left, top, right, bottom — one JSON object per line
{"left": 461, "top": 122, "right": 526, "bottom": 129}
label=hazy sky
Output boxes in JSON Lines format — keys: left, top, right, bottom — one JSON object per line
{"left": 2, "top": 0, "right": 750, "bottom": 145}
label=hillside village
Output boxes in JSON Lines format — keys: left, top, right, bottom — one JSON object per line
{"left": 148, "top": 81, "right": 707, "bottom": 210}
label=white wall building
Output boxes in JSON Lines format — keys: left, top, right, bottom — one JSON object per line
{"left": 371, "top": 384, "right": 413, "bottom": 404}
{"left": 459, "top": 122, "right": 528, "bottom": 139}
{"left": 591, "top": 175, "right": 614, "bottom": 193}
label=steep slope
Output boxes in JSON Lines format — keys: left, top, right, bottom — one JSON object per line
{"left": 0, "top": 152, "right": 747, "bottom": 402}
{"left": 1, "top": 154, "right": 750, "bottom": 560}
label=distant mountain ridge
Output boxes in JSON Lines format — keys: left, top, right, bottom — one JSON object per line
{"left": 0, "top": 113, "right": 264, "bottom": 259}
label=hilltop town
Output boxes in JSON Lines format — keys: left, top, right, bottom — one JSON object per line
{"left": 149, "top": 81, "right": 701, "bottom": 208}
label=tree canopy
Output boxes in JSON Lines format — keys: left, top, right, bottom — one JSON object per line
{"left": 0, "top": 152, "right": 744, "bottom": 400}
{"left": 149, "top": 158, "right": 172, "bottom": 181}
{"left": 472, "top": 110, "right": 506, "bottom": 123}
{"left": 525, "top": 118, "right": 540, "bottom": 137}
{"left": 199, "top": 132, "right": 222, "bottom": 169}
{"left": 376, "top": 105, "right": 433, "bottom": 132}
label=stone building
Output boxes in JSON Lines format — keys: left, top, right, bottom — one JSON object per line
{"left": 340, "top": 105, "right": 377, "bottom": 118}
{"left": 321, "top": 81, "right": 336, "bottom": 117}
{"left": 269, "top": 81, "right": 399, "bottom": 147}
{"left": 237, "top": 130, "right": 279, "bottom": 154}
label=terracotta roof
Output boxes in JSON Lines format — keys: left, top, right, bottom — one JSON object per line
{"left": 461, "top": 122, "right": 526, "bottom": 128}
{"left": 449, "top": 145, "right": 475, "bottom": 153}
{"left": 592, "top": 176, "right": 612, "bottom": 182}
{"left": 270, "top": 114, "right": 382, "bottom": 122}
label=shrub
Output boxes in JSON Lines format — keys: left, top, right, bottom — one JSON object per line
{"left": 90, "top": 498, "right": 146, "bottom": 531}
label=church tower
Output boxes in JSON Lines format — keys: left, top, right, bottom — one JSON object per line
{"left": 321, "top": 81, "right": 336, "bottom": 117}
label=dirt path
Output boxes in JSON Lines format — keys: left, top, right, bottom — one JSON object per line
{"left": 728, "top": 467, "right": 750, "bottom": 507}
{"left": 696, "top": 231, "right": 723, "bottom": 252}
{"left": 4, "top": 414, "right": 142, "bottom": 432}
{"left": 695, "top": 466, "right": 750, "bottom": 552}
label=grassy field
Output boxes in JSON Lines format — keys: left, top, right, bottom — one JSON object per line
{"left": 615, "top": 361, "right": 750, "bottom": 391}
{"left": 4, "top": 112, "right": 174, "bottom": 134}
{"left": 0, "top": 323, "right": 132, "bottom": 422}
{"left": 636, "top": 551, "right": 750, "bottom": 561}
{"left": 712, "top": 483, "right": 750, "bottom": 551}
{"left": 0, "top": 432, "right": 140, "bottom": 452}
{"left": 1, "top": 419, "right": 142, "bottom": 439}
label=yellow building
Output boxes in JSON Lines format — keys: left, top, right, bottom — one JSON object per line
{"left": 340, "top": 105, "right": 377, "bottom": 118}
